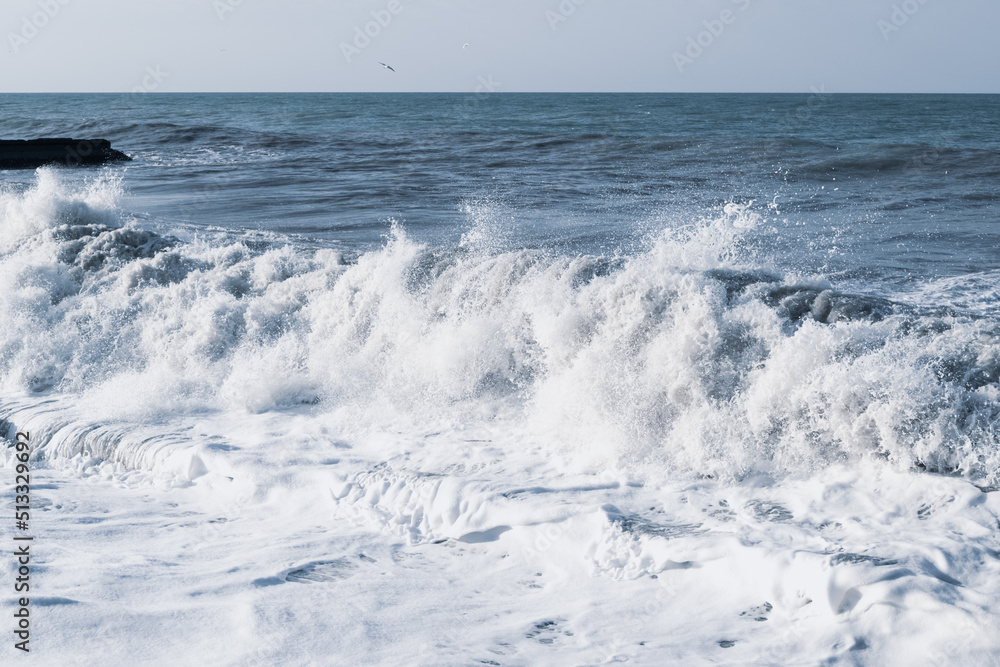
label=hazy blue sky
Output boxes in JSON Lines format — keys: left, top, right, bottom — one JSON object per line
{"left": 2, "top": 0, "right": 997, "bottom": 93}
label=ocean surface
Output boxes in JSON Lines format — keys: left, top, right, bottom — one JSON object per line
{"left": 2, "top": 93, "right": 1000, "bottom": 665}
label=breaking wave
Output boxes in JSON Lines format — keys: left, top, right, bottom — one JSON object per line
{"left": 2, "top": 170, "right": 998, "bottom": 483}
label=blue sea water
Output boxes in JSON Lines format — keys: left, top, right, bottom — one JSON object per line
{"left": 6, "top": 93, "right": 1000, "bottom": 275}
{"left": 1, "top": 93, "right": 999, "bottom": 480}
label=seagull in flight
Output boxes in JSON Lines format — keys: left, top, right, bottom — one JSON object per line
{"left": 379, "top": 62, "right": 395, "bottom": 72}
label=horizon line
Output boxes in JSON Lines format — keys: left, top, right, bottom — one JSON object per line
{"left": 2, "top": 91, "right": 998, "bottom": 95}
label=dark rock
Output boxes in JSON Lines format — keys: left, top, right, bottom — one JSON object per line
{"left": 0, "top": 138, "right": 131, "bottom": 169}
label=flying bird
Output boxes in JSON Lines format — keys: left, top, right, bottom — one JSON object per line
{"left": 379, "top": 62, "right": 395, "bottom": 72}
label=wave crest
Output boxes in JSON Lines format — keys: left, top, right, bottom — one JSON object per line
{"left": 1, "top": 172, "right": 998, "bottom": 483}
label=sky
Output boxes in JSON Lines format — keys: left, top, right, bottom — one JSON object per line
{"left": 1, "top": 0, "right": 998, "bottom": 94}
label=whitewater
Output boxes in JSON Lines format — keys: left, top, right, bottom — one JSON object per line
{"left": 2, "top": 93, "right": 1000, "bottom": 665}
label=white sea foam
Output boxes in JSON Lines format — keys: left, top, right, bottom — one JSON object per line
{"left": 1, "top": 169, "right": 998, "bottom": 483}
{"left": 2, "top": 169, "right": 1000, "bottom": 665}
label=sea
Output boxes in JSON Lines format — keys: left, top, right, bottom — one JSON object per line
{"left": 1, "top": 93, "right": 999, "bottom": 666}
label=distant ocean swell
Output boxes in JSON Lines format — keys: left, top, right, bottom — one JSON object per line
{"left": 12, "top": 112, "right": 1000, "bottom": 181}
{"left": 1, "top": 169, "right": 998, "bottom": 483}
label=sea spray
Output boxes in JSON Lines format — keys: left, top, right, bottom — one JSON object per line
{"left": 1, "top": 169, "right": 998, "bottom": 483}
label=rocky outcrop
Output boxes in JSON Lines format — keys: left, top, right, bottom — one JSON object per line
{"left": 0, "top": 138, "right": 131, "bottom": 168}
